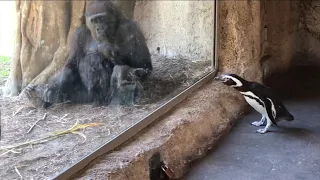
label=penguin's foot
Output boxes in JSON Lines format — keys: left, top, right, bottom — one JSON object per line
{"left": 251, "top": 121, "right": 264, "bottom": 127}
{"left": 256, "top": 128, "right": 268, "bottom": 134}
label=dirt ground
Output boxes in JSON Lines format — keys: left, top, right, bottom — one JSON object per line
{"left": 0, "top": 55, "right": 212, "bottom": 179}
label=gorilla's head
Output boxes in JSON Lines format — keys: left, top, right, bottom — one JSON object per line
{"left": 85, "top": 0, "right": 122, "bottom": 43}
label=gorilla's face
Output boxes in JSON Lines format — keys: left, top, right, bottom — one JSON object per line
{"left": 86, "top": 11, "right": 118, "bottom": 43}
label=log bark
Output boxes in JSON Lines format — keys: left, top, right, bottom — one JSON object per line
{"left": 3, "top": 0, "right": 135, "bottom": 97}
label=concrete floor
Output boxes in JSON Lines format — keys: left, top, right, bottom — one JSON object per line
{"left": 182, "top": 97, "right": 320, "bottom": 180}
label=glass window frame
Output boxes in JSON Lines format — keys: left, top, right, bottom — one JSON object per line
{"left": 53, "top": 0, "right": 220, "bottom": 179}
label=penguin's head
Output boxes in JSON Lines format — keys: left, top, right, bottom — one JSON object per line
{"left": 214, "top": 73, "right": 245, "bottom": 87}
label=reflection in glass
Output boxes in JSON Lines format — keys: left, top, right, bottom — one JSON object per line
{"left": 0, "top": 1, "right": 215, "bottom": 179}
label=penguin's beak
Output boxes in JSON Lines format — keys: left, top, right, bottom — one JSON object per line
{"left": 214, "top": 75, "right": 223, "bottom": 81}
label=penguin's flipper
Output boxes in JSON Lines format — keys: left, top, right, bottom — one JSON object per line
{"left": 264, "top": 97, "right": 278, "bottom": 126}
{"left": 251, "top": 82, "right": 294, "bottom": 121}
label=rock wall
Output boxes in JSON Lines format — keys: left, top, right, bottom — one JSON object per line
{"left": 134, "top": 1, "right": 214, "bottom": 62}
{"left": 294, "top": 1, "right": 320, "bottom": 66}
{"left": 219, "top": 0, "right": 263, "bottom": 82}
{"left": 263, "top": 1, "right": 320, "bottom": 98}
{"left": 261, "top": 0, "right": 300, "bottom": 77}
{"left": 261, "top": 1, "right": 320, "bottom": 72}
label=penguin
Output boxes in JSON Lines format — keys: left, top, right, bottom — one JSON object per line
{"left": 214, "top": 73, "right": 294, "bottom": 134}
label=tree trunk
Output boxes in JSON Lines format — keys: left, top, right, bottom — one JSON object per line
{"left": 3, "top": 0, "right": 136, "bottom": 97}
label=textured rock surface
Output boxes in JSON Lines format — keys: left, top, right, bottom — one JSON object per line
{"left": 219, "top": 0, "right": 263, "bottom": 82}
{"left": 295, "top": 1, "right": 320, "bottom": 66}
{"left": 261, "top": 1, "right": 300, "bottom": 77}
{"left": 3, "top": 1, "right": 86, "bottom": 96}
{"left": 134, "top": 1, "right": 214, "bottom": 62}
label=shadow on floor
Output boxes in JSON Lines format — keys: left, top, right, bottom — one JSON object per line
{"left": 264, "top": 65, "right": 320, "bottom": 100}
{"left": 181, "top": 93, "right": 320, "bottom": 179}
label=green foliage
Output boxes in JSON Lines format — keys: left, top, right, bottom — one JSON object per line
{"left": 0, "top": 56, "right": 11, "bottom": 63}
{"left": 0, "top": 56, "right": 11, "bottom": 77}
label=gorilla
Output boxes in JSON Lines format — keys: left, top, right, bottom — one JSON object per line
{"left": 25, "top": 0, "right": 152, "bottom": 108}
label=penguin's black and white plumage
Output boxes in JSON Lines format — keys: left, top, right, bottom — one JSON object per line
{"left": 215, "top": 73, "right": 294, "bottom": 134}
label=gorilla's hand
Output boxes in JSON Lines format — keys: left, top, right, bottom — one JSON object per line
{"left": 132, "top": 68, "right": 151, "bottom": 80}
{"left": 98, "top": 42, "right": 120, "bottom": 64}
{"left": 41, "top": 84, "right": 56, "bottom": 104}
{"left": 24, "top": 84, "right": 51, "bottom": 108}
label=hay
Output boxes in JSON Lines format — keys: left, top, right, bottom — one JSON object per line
{"left": 0, "top": 56, "right": 211, "bottom": 179}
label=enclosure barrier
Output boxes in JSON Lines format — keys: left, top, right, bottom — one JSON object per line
{"left": 52, "top": 1, "right": 219, "bottom": 179}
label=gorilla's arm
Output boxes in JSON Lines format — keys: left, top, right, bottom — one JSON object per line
{"left": 25, "top": 25, "right": 90, "bottom": 108}
{"left": 40, "top": 25, "right": 89, "bottom": 103}
{"left": 114, "top": 20, "right": 153, "bottom": 80}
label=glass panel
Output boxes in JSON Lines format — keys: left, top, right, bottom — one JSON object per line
{"left": 0, "top": 1, "right": 216, "bottom": 179}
